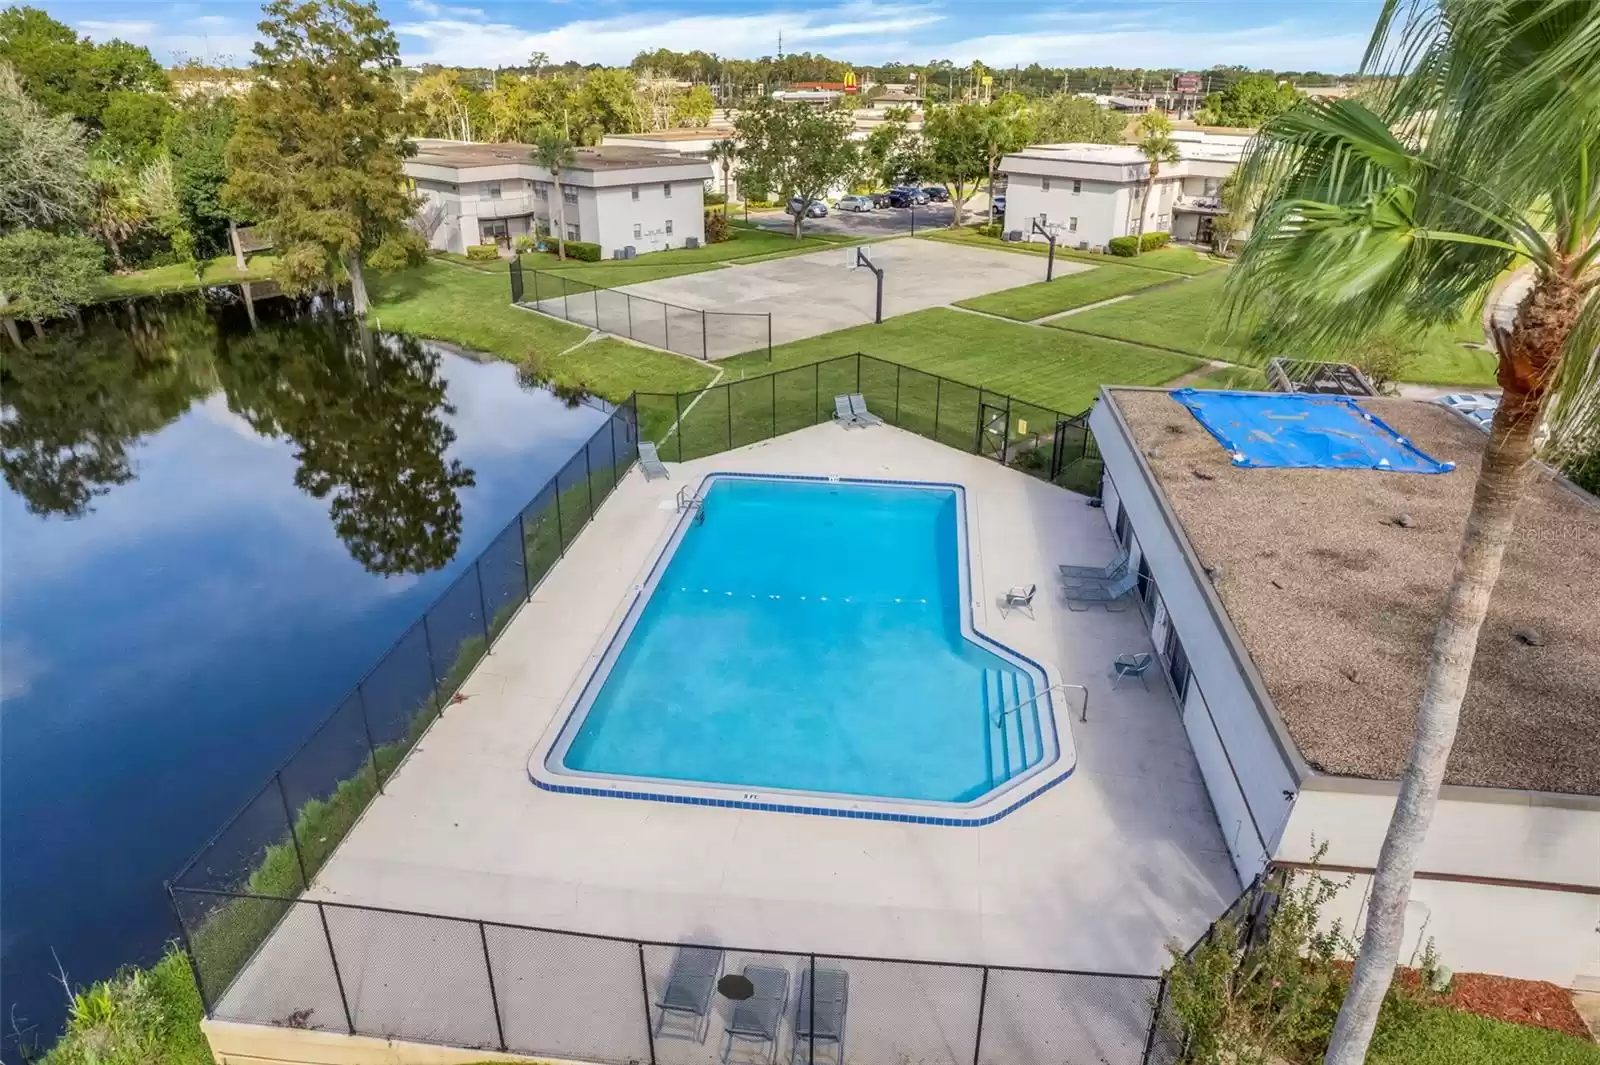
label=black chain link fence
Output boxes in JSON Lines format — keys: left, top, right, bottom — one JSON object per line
{"left": 170, "top": 889, "right": 1168, "bottom": 1065}
{"left": 637, "top": 353, "right": 1103, "bottom": 495}
{"left": 513, "top": 261, "right": 773, "bottom": 361}
{"left": 167, "top": 401, "right": 639, "bottom": 1009}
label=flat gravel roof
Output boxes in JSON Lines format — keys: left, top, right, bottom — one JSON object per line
{"left": 1112, "top": 389, "right": 1600, "bottom": 796}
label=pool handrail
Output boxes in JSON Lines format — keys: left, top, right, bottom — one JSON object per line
{"left": 993, "top": 681, "right": 1090, "bottom": 725}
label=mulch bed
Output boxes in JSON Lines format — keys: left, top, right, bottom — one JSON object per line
{"left": 1393, "top": 968, "right": 1593, "bottom": 1041}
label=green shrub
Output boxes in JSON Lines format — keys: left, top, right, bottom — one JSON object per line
{"left": 366, "top": 230, "right": 428, "bottom": 271}
{"left": 42, "top": 947, "right": 209, "bottom": 1065}
{"left": 705, "top": 210, "right": 730, "bottom": 244}
{"left": 514, "top": 234, "right": 536, "bottom": 253}
{"left": 1108, "top": 235, "right": 1139, "bottom": 257}
{"left": 563, "top": 241, "right": 602, "bottom": 262}
{"left": 975, "top": 223, "right": 1002, "bottom": 239}
{"left": 744, "top": 199, "right": 777, "bottom": 209}
{"left": 1142, "top": 230, "right": 1171, "bottom": 251}
{"left": 705, "top": 191, "right": 727, "bottom": 205}
{"left": 465, "top": 244, "right": 500, "bottom": 261}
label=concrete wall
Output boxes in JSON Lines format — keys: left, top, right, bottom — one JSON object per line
{"left": 1092, "top": 400, "right": 1302, "bottom": 884}
{"left": 200, "top": 1019, "right": 554, "bottom": 1065}
{"left": 590, "top": 180, "right": 706, "bottom": 256}
{"left": 1280, "top": 785, "right": 1600, "bottom": 984}
{"left": 1002, "top": 174, "right": 1127, "bottom": 251}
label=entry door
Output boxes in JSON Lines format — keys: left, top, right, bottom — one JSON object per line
{"left": 1196, "top": 215, "right": 1216, "bottom": 246}
{"left": 480, "top": 219, "right": 510, "bottom": 247}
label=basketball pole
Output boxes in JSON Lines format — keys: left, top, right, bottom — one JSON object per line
{"left": 1031, "top": 219, "right": 1058, "bottom": 282}
{"left": 855, "top": 247, "right": 884, "bottom": 323}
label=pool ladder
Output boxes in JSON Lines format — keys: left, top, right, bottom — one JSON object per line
{"left": 676, "top": 486, "right": 705, "bottom": 525}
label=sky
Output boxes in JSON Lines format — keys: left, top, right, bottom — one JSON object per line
{"left": 49, "top": 0, "right": 1384, "bottom": 74}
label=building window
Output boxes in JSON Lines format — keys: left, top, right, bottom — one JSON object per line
{"left": 633, "top": 223, "right": 642, "bottom": 240}
{"left": 1203, "top": 177, "right": 1221, "bottom": 197}
{"left": 1157, "top": 213, "right": 1169, "bottom": 229}
{"left": 1113, "top": 504, "right": 1130, "bottom": 547}
{"left": 534, "top": 183, "right": 547, "bottom": 199}
{"left": 665, "top": 219, "right": 673, "bottom": 235}
{"left": 1072, "top": 179, "right": 1082, "bottom": 194}
{"left": 631, "top": 185, "right": 640, "bottom": 201}
{"left": 563, "top": 188, "right": 578, "bottom": 205}
{"left": 1163, "top": 624, "right": 1192, "bottom": 700}
{"left": 1068, "top": 217, "right": 1078, "bottom": 232}
{"left": 1042, "top": 177, "right": 1051, "bottom": 192}
{"left": 566, "top": 222, "right": 580, "bottom": 241}
{"left": 486, "top": 182, "right": 502, "bottom": 199}
{"left": 663, "top": 182, "right": 672, "bottom": 198}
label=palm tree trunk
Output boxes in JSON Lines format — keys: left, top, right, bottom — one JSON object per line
{"left": 30, "top": 319, "right": 44, "bottom": 340}
{"left": 1323, "top": 275, "right": 1577, "bottom": 1065}
{"left": 553, "top": 173, "right": 567, "bottom": 261}
{"left": 723, "top": 165, "right": 731, "bottom": 207}
{"left": 344, "top": 251, "right": 371, "bottom": 317}
{"left": 1136, "top": 173, "right": 1153, "bottom": 256}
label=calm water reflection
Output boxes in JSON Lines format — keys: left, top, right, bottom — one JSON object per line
{"left": 0, "top": 291, "right": 608, "bottom": 1051}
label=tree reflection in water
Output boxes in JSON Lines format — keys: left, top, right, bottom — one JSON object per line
{"left": 0, "top": 291, "right": 476, "bottom": 576}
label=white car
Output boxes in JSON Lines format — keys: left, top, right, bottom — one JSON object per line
{"left": 1435, "top": 392, "right": 1493, "bottom": 413}
{"left": 837, "top": 195, "right": 875, "bottom": 213}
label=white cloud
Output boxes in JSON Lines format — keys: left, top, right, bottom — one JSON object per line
{"left": 77, "top": 14, "right": 258, "bottom": 66}
{"left": 395, "top": 2, "right": 945, "bottom": 68}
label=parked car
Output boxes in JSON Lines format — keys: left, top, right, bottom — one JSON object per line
{"left": 922, "top": 186, "right": 950, "bottom": 202}
{"left": 870, "top": 192, "right": 893, "bottom": 209}
{"left": 785, "top": 197, "right": 828, "bottom": 218}
{"left": 991, "top": 194, "right": 1007, "bottom": 217}
{"left": 1435, "top": 392, "right": 1494, "bottom": 413}
{"left": 837, "top": 194, "right": 875, "bottom": 213}
{"left": 887, "top": 187, "right": 927, "bottom": 208}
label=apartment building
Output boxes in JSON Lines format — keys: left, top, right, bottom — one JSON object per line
{"left": 998, "top": 130, "right": 1249, "bottom": 250}
{"left": 405, "top": 139, "right": 714, "bottom": 257}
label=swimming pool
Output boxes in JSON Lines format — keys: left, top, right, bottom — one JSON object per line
{"left": 533, "top": 474, "right": 1069, "bottom": 822}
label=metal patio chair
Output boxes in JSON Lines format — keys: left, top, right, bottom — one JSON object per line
{"left": 1000, "top": 584, "right": 1037, "bottom": 619}
{"left": 833, "top": 394, "right": 863, "bottom": 428}
{"left": 791, "top": 966, "right": 849, "bottom": 1065}
{"left": 1113, "top": 652, "right": 1155, "bottom": 690}
{"left": 639, "top": 441, "right": 670, "bottom": 481}
{"left": 847, "top": 393, "right": 884, "bottom": 427}
{"left": 1059, "top": 546, "right": 1130, "bottom": 582}
{"left": 655, "top": 945, "right": 724, "bottom": 1042}
{"left": 1062, "top": 569, "right": 1139, "bottom": 611}
{"left": 721, "top": 965, "right": 790, "bottom": 1065}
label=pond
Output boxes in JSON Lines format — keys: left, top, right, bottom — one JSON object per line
{"left": 0, "top": 288, "right": 610, "bottom": 1053}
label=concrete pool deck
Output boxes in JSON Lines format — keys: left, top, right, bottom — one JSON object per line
{"left": 218, "top": 424, "right": 1238, "bottom": 1045}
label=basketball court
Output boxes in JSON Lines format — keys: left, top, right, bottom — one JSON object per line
{"left": 610, "top": 236, "right": 1091, "bottom": 358}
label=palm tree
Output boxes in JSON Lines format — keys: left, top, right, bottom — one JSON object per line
{"left": 531, "top": 130, "right": 577, "bottom": 262}
{"left": 86, "top": 158, "right": 146, "bottom": 270}
{"left": 710, "top": 138, "right": 738, "bottom": 209}
{"left": 1224, "top": 4, "right": 1599, "bottom": 1063}
{"left": 1133, "top": 111, "right": 1179, "bottom": 255}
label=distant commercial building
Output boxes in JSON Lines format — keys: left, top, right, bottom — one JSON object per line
{"left": 998, "top": 130, "right": 1250, "bottom": 250}
{"left": 404, "top": 139, "right": 713, "bottom": 258}
{"left": 601, "top": 129, "right": 739, "bottom": 198}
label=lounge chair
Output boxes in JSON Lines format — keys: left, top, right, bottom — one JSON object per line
{"left": 1062, "top": 569, "right": 1140, "bottom": 611}
{"left": 1058, "top": 546, "right": 1130, "bottom": 582}
{"left": 1113, "top": 652, "right": 1154, "bottom": 690}
{"left": 791, "top": 967, "right": 849, "bottom": 1065}
{"left": 655, "top": 946, "right": 724, "bottom": 1042}
{"left": 833, "top": 395, "right": 862, "bottom": 428}
{"left": 721, "top": 965, "right": 789, "bottom": 1065}
{"left": 1000, "top": 583, "right": 1037, "bottom": 619}
{"left": 639, "top": 441, "right": 670, "bottom": 481}
{"left": 848, "top": 394, "right": 884, "bottom": 426}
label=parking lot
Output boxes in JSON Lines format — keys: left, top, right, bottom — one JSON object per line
{"left": 612, "top": 234, "right": 1086, "bottom": 356}
{"left": 741, "top": 192, "right": 999, "bottom": 238}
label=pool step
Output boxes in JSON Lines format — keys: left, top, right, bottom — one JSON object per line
{"left": 984, "top": 670, "right": 1044, "bottom": 787}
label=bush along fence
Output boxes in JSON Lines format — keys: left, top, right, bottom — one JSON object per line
{"left": 637, "top": 353, "right": 1104, "bottom": 495}
{"left": 510, "top": 259, "right": 773, "bottom": 362}
{"left": 166, "top": 401, "right": 640, "bottom": 1015}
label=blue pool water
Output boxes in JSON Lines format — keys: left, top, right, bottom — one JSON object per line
{"left": 559, "top": 477, "right": 1047, "bottom": 803}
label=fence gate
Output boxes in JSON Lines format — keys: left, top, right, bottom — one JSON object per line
{"left": 977, "top": 400, "right": 1011, "bottom": 463}
{"left": 1049, "top": 417, "right": 1077, "bottom": 480}
{"left": 508, "top": 257, "right": 524, "bottom": 304}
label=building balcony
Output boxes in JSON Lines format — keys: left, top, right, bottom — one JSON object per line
{"left": 470, "top": 193, "right": 541, "bottom": 219}
{"left": 1173, "top": 195, "right": 1225, "bottom": 215}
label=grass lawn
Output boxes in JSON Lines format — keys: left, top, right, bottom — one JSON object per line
{"left": 955, "top": 264, "right": 1174, "bottom": 321}
{"left": 367, "top": 261, "right": 713, "bottom": 400}
{"left": 1053, "top": 270, "right": 1499, "bottom": 386}
{"left": 920, "top": 227, "right": 1228, "bottom": 275}
{"left": 1190, "top": 364, "right": 1270, "bottom": 390}
{"left": 94, "top": 254, "right": 281, "bottom": 300}
{"left": 1365, "top": 1005, "right": 1600, "bottom": 1065}
{"left": 718, "top": 306, "right": 1201, "bottom": 414}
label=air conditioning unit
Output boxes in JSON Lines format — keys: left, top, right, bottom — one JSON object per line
{"left": 623, "top": 246, "right": 637, "bottom": 259}
{"left": 686, "top": 237, "right": 700, "bottom": 249}
{"left": 1077, "top": 241, "right": 1089, "bottom": 250}
{"left": 612, "top": 248, "right": 624, "bottom": 260}
{"left": 1007, "top": 230, "right": 1023, "bottom": 242}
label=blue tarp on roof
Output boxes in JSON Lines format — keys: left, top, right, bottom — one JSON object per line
{"left": 1171, "top": 389, "right": 1456, "bottom": 474}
